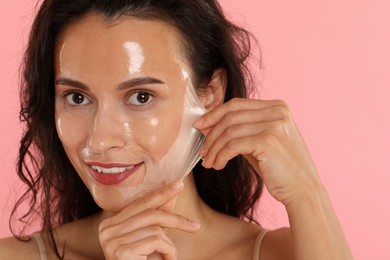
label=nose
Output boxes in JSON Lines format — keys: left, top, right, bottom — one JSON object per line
{"left": 86, "top": 105, "right": 128, "bottom": 152}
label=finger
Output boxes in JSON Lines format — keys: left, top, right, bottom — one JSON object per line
{"left": 100, "top": 181, "right": 184, "bottom": 230}
{"left": 115, "top": 235, "right": 177, "bottom": 260}
{"left": 206, "top": 133, "right": 283, "bottom": 171}
{"left": 101, "top": 209, "right": 200, "bottom": 239}
{"left": 201, "top": 121, "right": 279, "bottom": 168}
{"left": 101, "top": 225, "right": 166, "bottom": 253}
{"left": 198, "top": 108, "right": 278, "bottom": 138}
{"left": 127, "top": 209, "right": 201, "bottom": 233}
{"left": 199, "top": 105, "right": 289, "bottom": 156}
{"left": 193, "top": 98, "right": 285, "bottom": 130}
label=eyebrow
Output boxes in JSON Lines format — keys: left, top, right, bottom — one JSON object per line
{"left": 54, "top": 77, "right": 166, "bottom": 90}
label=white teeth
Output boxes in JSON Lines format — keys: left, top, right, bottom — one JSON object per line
{"left": 91, "top": 165, "right": 135, "bottom": 174}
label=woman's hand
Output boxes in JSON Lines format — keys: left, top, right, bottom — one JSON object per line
{"left": 194, "top": 98, "right": 354, "bottom": 259}
{"left": 194, "top": 98, "right": 323, "bottom": 206}
{"left": 98, "top": 181, "right": 200, "bottom": 260}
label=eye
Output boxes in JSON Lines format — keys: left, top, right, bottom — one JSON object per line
{"left": 65, "top": 92, "right": 90, "bottom": 106}
{"left": 128, "top": 91, "right": 153, "bottom": 106}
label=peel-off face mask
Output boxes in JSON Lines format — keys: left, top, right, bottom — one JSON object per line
{"left": 79, "top": 74, "right": 205, "bottom": 202}
{"left": 54, "top": 16, "right": 205, "bottom": 211}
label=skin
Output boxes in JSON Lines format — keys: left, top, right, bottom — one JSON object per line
{"left": 0, "top": 15, "right": 353, "bottom": 260}
{"left": 55, "top": 15, "right": 187, "bottom": 211}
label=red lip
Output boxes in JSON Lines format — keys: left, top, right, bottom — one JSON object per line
{"left": 87, "top": 162, "right": 143, "bottom": 185}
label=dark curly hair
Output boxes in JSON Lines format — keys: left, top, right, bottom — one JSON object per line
{"left": 11, "top": 0, "right": 263, "bottom": 258}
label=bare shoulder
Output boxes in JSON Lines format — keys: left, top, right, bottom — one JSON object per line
{"left": 261, "top": 227, "right": 295, "bottom": 260}
{"left": 0, "top": 235, "right": 40, "bottom": 260}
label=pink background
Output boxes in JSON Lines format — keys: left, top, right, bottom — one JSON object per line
{"left": 1, "top": 1, "right": 389, "bottom": 259}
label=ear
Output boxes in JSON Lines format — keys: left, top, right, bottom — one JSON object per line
{"left": 198, "top": 69, "right": 227, "bottom": 111}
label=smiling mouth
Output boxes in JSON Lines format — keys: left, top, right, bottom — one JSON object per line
{"left": 87, "top": 162, "right": 143, "bottom": 185}
{"left": 91, "top": 165, "right": 136, "bottom": 174}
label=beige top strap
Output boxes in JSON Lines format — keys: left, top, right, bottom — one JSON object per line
{"left": 252, "top": 229, "right": 268, "bottom": 260}
{"left": 33, "top": 233, "right": 47, "bottom": 260}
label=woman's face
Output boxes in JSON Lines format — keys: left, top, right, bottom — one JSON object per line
{"left": 54, "top": 15, "right": 198, "bottom": 211}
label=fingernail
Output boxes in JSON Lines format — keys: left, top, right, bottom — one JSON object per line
{"left": 172, "top": 181, "right": 184, "bottom": 190}
{"left": 193, "top": 117, "right": 204, "bottom": 128}
{"left": 190, "top": 221, "right": 201, "bottom": 229}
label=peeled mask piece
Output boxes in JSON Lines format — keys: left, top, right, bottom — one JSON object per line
{"left": 80, "top": 77, "right": 205, "bottom": 203}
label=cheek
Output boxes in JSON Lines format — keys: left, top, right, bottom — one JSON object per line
{"left": 55, "top": 110, "right": 89, "bottom": 159}
{"left": 132, "top": 109, "right": 183, "bottom": 162}
{"left": 131, "top": 92, "right": 185, "bottom": 162}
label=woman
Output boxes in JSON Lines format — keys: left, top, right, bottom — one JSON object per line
{"left": 0, "top": 0, "right": 352, "bottom": 259}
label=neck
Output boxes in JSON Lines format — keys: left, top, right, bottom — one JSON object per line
{"left": 171, "top": 172, "right": 209, "bottom": 221}
{"left": 165, "top": 172, "right": 217, "bottom": 252}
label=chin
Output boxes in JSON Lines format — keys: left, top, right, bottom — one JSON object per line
{"left": 88, "top": 184, "right": 149, "bottom": 213}
{"left": 92, "top": 193, "right": 131, "bottom": 213}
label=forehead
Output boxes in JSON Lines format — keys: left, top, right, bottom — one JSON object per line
{"left": 55, "top": 15, "right": 188, "bottom": 79}
{"left": 57, "top": 14, "right": 184, "bottom": 53}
